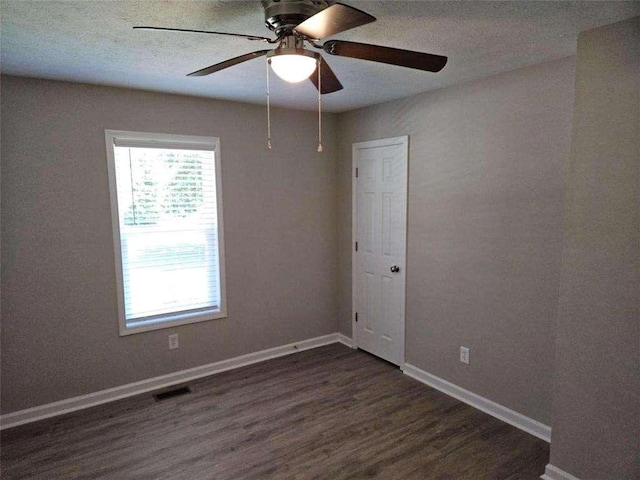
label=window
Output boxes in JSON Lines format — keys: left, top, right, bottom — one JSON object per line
{"left": 105, "top": 130, "right": 226, "bottom": 335}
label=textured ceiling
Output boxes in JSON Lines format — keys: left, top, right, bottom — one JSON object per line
{"left": 2, "top": 1, "right": 639, "bottom": 112}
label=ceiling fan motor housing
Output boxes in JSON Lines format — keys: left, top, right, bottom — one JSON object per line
{"left": 261, "top": 0, "right": 329, "bottom": 36}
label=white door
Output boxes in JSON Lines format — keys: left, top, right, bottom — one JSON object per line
{"left": 353, "top": 136, "right": 408, "bottom": 366}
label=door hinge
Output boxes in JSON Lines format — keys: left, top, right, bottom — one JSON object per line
{"left": 355, "top": 241, "right": 358, "bottom": 252}
{"left": 355, "top": 167, "right": 359, "bottom": 178}
{"left": 355, "top": 312, "right": 358, "bottom": 322}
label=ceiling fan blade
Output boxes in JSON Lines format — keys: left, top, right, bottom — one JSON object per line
{"left": 133, "top": 26, "right": 272, "bottom": 42}
{"left": 294, "top": 3, "right": 375, "bottom": 40}
{"left": 309, "top": 56, "right": 343, "bottom": 94}
{"left": 323, "top": 40, "right": 448, "bottom": 72}
{"left": 187, "top": 50, "right": 271, "bottom": 77}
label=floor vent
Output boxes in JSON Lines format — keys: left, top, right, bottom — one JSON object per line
{"left": 153, "top": 386, "right": 191, "bottom": 402}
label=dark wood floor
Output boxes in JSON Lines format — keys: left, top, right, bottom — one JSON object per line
{"left": 1, "top": 344, "right": 549, "bottom": 479}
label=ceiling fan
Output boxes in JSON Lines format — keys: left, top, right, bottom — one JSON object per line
{"left": 134, "top": 0, "right": 448, "bottom": 94}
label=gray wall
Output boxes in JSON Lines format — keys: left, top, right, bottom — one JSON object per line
{"left": 337, "top": 58, "right": 576, "bottom": 425}
{"left": 0, "top": 76, "right": 338, "bottom": 413}
{"left": 549, "top": 17, "right": 640, "bottom": 479}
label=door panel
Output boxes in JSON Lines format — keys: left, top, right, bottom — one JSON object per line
{"left": 363, "top": 192, "right": 375, "bottom": 253}
{"left": 382, "top": 193, "right": 392, "bottom": 256}
{"left": 353, "top": 137, "right": 408, "bottom": 366}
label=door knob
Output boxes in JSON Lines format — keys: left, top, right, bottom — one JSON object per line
{"left": 390, "top": 265, "right": 400, "bottom": 273}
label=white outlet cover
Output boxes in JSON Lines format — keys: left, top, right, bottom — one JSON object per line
{"left": 169, "top": 334, "right": 179, "bottom": 350}
{"left": 460, "top": 346, "right": 470, "bottom": 365}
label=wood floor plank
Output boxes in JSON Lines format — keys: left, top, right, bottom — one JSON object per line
{"left": 1, "top": 344, "right": 548, "bottom": 479}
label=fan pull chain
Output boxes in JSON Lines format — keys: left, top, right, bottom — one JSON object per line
{"left": 317, "top": 57, "right": 323, "bottom": 153}
{"left": 266, "top": 58, "right": 272, "bottom": 149}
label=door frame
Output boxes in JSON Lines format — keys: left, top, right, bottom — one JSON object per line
{"left": 351, "top": 135, "right": 409, "bottom": 367}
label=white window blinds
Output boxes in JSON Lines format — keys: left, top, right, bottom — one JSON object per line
{"left": 106, "top": 131, "right": 226, "bottom": 334}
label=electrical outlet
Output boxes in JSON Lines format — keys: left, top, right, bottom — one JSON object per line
{"left": 460, "top": 346, "right": 470, "bottom": 365}
{"left": 168, "top": 334, "right": 179, "bottom": 350}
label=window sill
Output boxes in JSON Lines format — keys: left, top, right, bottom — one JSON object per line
{"left": 119, "top": 309, "right": 227, "bottom": 336}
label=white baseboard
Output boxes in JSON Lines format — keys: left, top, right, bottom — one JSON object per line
{"left": 402, "top": 363, "right": 552, "bottom": 443}
{"left": 541, "top": 464, "right": 582, "bottom": 480}
{"left": 0, "top": 333, "right": 342, "bottom": 430}
{"left": 336, "top": 333, "right": 354, "bottom": 348}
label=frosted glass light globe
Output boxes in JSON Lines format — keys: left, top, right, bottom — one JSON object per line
{"left": 270, "top": 54, "right": 317, "bottom": 83}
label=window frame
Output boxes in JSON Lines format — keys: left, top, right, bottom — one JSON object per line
{"left": 105, "top": 130, "right": 227, "bottom": 336}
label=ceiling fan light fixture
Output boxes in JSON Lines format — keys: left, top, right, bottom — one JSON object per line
{"left": 268, "top": 48, "right": 319, "bottom": 83}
